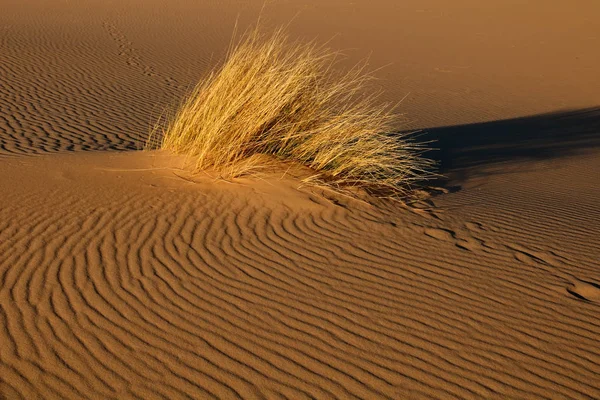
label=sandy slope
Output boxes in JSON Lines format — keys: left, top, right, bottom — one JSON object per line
{"left": 1, "top": 1, "right": 599, "bottom": 399}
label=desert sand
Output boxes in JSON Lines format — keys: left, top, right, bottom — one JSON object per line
{"left": 1, "top": 1, "right": 600, "bottom": 399}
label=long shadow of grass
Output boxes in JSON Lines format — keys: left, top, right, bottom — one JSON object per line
{"left": 413, "top": 107, "right": 600, "bottom": 186}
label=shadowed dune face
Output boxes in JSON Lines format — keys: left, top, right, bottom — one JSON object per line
{"left": 418, "top": 107, "right": 600, "bottom": 184}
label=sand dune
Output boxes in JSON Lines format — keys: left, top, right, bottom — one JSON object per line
{"left": 2, "top": 151, "right": 598, "bottom": 399}
{"left": 1, "top": 1, "right": 599, "bottom": 399}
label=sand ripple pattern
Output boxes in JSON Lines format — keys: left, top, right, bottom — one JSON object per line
{"left": 1, "top": 178, "right": 599, "bottom": 399}
{"left": 2, "top": 1, "right": 600, "bottom": 398}
{"left": 0, "top": 10, "right": 184, "bottom": 157}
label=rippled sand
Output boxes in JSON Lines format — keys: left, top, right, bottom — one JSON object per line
{"left": 1, "top": 1, "right": 599, "bottom": 399}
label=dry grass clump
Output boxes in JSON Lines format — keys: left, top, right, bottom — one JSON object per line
{"left": 151, "top": 27, "right": 432, "bottom": 196}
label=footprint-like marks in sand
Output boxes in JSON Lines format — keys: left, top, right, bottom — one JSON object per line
{"left": 423, "top": 223, "right": 489, "bottom": 252}
{"left": 508, "top": 243, "right": 562, "bottom": 268}
{"left": 103, "top": 21, "right": 182, "bottom": 89}
{"left": 424, "top": 227, "right": 456, "bottom": 241}
{"left": 505, "top": 244, "right": 600, "bottom": 305}
{"left": 567, "top": 280, "right": 600, "bottom": 302}
{"left": 424, "top": 221, "right": 600, "bottom": 309}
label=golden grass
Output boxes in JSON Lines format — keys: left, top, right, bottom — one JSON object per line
{"left": 150, "top": 27, "right": 432, "bottom": 196}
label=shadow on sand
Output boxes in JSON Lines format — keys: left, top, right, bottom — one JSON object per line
{"left": 413, "top": 107, "right": 600, "bottom": 185}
